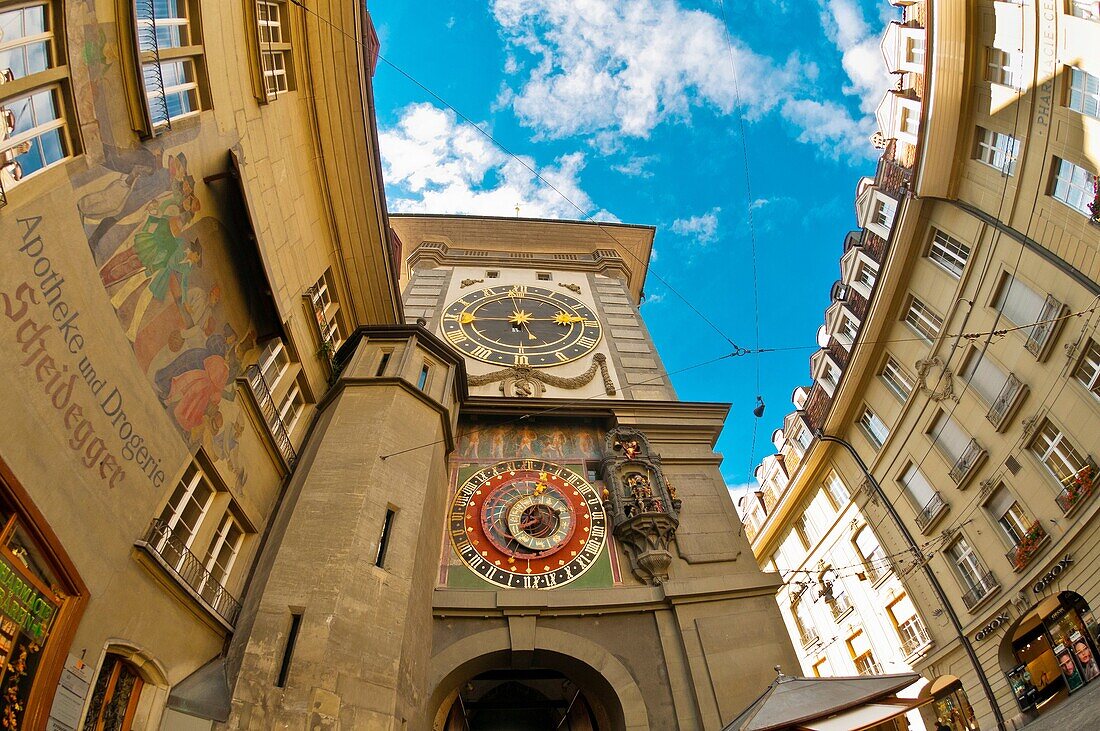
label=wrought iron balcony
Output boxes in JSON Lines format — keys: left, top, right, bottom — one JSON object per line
{"left": 828, "top": 593, "right": 853, "bottom": 621}
{"left": 1025, "top": 295, "right": 1065, "bottom": 357}
{"left": 986, "top": 374, "right": 1026, "bottom": 430}
{"left": 799, "top": 627, "right": 820, "bottom": 648}
{"left": 949, "top": 439, "right": 986, "bottom": 486}
{"left": 246, "top": 364, "right": 297, "bottom": 468}
{"left": 915, "top": 492, "right": 948, "bottom": 532}
{"left": 1055, "top": 459, "right": 1097, "bottom": 514}
{"left": 138, "top": 519, "right": 241, "bottom": 626}
{"left": 961, "top": 569, "right": 1000, "bottom": 611}
{"left": 856, "top": 657, "right": 884, "bottom": 676}
{"left": 898, "top": 617, "right": 931, "bottom": 657}
{"left": 1006, "top": 522, "right": 1049, "bottom": 572}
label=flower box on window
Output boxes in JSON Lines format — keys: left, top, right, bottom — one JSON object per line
{"left": 1055, "top": 460, "right": 1097, "bottom": 514}
{"left": 1006, "top": 522, "right": 1049, "bottom": 572}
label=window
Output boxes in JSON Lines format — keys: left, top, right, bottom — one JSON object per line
{"left": 1051, "top": 157, "right": 1097, "bottom": 216}
{"left": 927, "top": 229, "right": 971, "bottom": 278}
{"left": 1073, "top": 339, "right": 1100, "bottom": 399}
{"left": 906, "top": 35, "right": 925, "bottom": 66}
{"left": 275, "top": 382, "right": 304, "bottom": 434}
{"left": 899, "top": 106, "right": 920, "bottom": 136}
{"left": 872, "top": 196, "right": 897, "bottom": 230}
{"left": 880, "top": 357, "right": 913, "bottom": 401}
{"left": 134, "top": 0, "right": 205, "bottom": 129}
{"left": 986, "top": 486, "right": 1033, "bottom": 545}
{"left": 248, "top": 338, "right": 305, "bottom": 442}
{"left": 157, "top": 462, "right": 215, "bottom": 562}
{"left": 855, "top": 260, "right": 878, "bottom": 291}
{"left": 794, "top": 498, "right": 827, "bottom": 548}
{"left": 821, "top": 566, "right": 851, "bottom": 618}
{"left": 903, "top": 297, "right": 943, "bottom": 342}
{"left": 992, "top": 273, "right": 1046, "bottom": 330}
{"left": 256, "top": 0, "right": 293, "bottom": 98}
{"left": 947, "top": 537, "right": 995, "bottom": 603}
{"left": 929, "top": 411, "right": 971, "bottom": 464}
{"left": 203, "top": 511, "right": 243, "bottom": 589}
{"left": 847, "top": 630, "right": 879, "bottom": 675}
{"left": 792, "top": 425, "right": 813, "bottom": 454}
{"left": 375, "top": 508, "right": 396, "bottom": 568}
{"left": 837, "top": 313, "right": 860, "bottom": 350}
{"left": 986, "top": 47, "right": 1020, "bottom": 88}
{"left": 417, "top": 363, "right": 430, "bottom": 390}
{"left": 858, "top": 407, "right": 890, "bottom": 448}
{"left": 83, "top": 654, "right": 145, "bottom": 731}
{"left": 1030, "top": 419, "right": 1089, "bottom": 485}
{"left": 960, "top": 349, "right": 1009, "bottom": 406}
{"left": 1068, "top": 67, "right": 1099, "bottom": 119}
{"left": 818, "top": 358, "right": 841, "bottom": 395}
{"left": 536, "top": 272, "right": 552, "bottom": 281}
{"left": 975, "top": 127, "right": 1020, "bottom": 175}
{"left": 309, "top": 269, "right": 344, "bottom": 353}
{"left": 824, "top": 472, "right": 849, "bottom": 508}
{"left": 1069, "top": 1, "right": 1099, "bottom": 21}
{"left": 275, "top": 612, "right": 302, "bottom": 688}
{"left": 256, "top": 339, "right": 290, "bottom": 390}
{"left": 854, "top": 527, "right": 887, "bottom": 580}
{"left": 485, "top": 270, "right": 500, "bottom": 278}
{"left": 0, "top": 2, "right": 75, "bottom": 189}
{"left": 901, "top": 463, "right": 938, "bottom": 512}
{"left": 888, "top": 595, "right": 930, "bottom": 656}
{"left": 792, "top": 596, "right": 817, "bottom": 646}
{"left": 376, "top": 350, "right": 391, "bottom": 377}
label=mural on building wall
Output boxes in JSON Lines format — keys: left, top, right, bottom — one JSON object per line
{"left": 76, "top": 151, "right": 254, "bottom": 490}
{"left": 455, "top": 422, "right": 602, "bottom": 462}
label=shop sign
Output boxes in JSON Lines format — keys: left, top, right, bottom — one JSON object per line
{"left": 0, "top": 555, "right": 56, "bottom": 641}
{"left": 1033, "top": 555, "right": 1073, "bottom": 593}
{"left": 974, "top": 610, "right": 1011, "bottom": 642}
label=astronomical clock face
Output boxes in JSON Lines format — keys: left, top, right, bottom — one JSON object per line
{"left": 441, "top": 285, "right": 602, "bottom": 367}
{"left": 449, "top": 459, "right": 608, "bottom": 589}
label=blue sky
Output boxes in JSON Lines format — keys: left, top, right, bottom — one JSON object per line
{"left": 370, "top": 0, "right": 897, "bottom": 493}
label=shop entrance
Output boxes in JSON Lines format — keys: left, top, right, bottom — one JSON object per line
{"left": 1000, "top": 591, "right": 1100, "bottom": 715}
{"left": 917, "top": 675, "right": 979, "bottom": 731}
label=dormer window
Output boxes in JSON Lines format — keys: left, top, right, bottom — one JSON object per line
{"left": 872, "top": 196, "right": 897, "bottom": 230}
{"left": 837, "top": 312, "right": 860, "bottom": 350}
{"left": 906, "top": 35, "right": 925, "bottom": 66}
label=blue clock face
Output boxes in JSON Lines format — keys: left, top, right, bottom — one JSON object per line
{"left": 449, "top": 459, "right": 607, "bottom": 589}
{"left": 441, "top": 285, "right": 602, "bottom": 367}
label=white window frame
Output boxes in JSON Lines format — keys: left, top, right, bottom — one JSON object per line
{"left": 947, "top": 536, "right": 992, "bottom": 596}
{"left": 1030, "top": 419, "right": 1089, "bottom": 485}
{"left": 135, "top": 0, "right": 203, "bottom": 129}
{"left": 203, "top": 511, "right": 244, "bottom": 587}
{"left": 986, "top": 46, "right": 1020, "bottom": 88}
{"left": 854, "top": 259, "right": 878, "bottom": 294}
{"left": 1068, "top": 66, "right": 1100, "bottom": 119}
{"left": 880, "top": 356, "right": 914, "bottom": 401}
{"left": 927, "top": 229, "right": 970, "bottom": 278}
{"left": 1051, "top": 157, "right": 1097, "bottom": 216}
{"left": 1072, "top": 339, "right": 1100, "bottom": 400}
{"left": 256, "top": 0, "right": 293, "bottom": 99}
{"left": 975, "top": 126, "right": 1020, "bottom": 176}
{"left": 1069, "top": 1, "right": 1099, "bottom": 22}
{"left": 858, "top": 407, "right": 890, "bottom": 449}
{"left": 158, "top": 462, "right": 215, "bottom": 559}
{"left": 836, "top": 311, "right": 860, "bottom": 351}
{"left": 824, "top": 472, "right": 849, "bottom": 508}
{"left": 310, "top": 270, "right": 344, "bottom": 351}
{"left": 275, "top": 381, "right": 304, "bottom": 434}
{"left": 903, "top": 297, "right": 943, "bottom": 342}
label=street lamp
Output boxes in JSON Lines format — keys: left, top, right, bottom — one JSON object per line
{"left": 814, "top": 430, "right": 1007, "bottom": 731}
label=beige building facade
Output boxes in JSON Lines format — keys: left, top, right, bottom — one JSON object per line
{"left": 742, "top": 0, "right": 1100, "bottom": 729}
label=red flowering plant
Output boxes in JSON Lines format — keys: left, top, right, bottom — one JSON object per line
{"left": 1090, "top": 176, "right": 1100, "bottom": 225}
{"left": 1010, "top": 522, "right": 1048, "bottom": 571}
{"left": 1058, "top": 462, "right": 1096, "bottom": 512}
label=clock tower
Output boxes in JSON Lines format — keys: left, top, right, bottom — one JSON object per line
{"left": 394, "top": 214, "right": 799, "bottom": 729}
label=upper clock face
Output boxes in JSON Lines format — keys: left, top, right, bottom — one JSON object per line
{"left": 441, "top": 285, "right": 602, "bottom": 367}
{"left": 449, "top": 459, "right": 607, "bottom": 589}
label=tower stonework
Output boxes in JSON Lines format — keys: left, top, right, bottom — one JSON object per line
{"left": 226, "top": 215, "right": 797, "bottom": 730}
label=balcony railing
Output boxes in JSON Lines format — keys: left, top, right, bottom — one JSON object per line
{"left": 828, "top": 593, "right": 853, "bottom": 621}
{"left": 899, "top": 618, "right": 932, "bottom": 657}
{"left": 856, "top": 657, "right": 884, "bottom": 676}
{"left": 949, "top": 439, "right": 986, "bottom": 486}
{"left": 138, "top": 519, "right": 241, "bottom": 626}
{"left": 961, "top": 569, "right": 1000, "bottom": 611}
{"left": 987, "top": 374, "right": 1026, "bottom": 430}
{"left": 799, "top": 627, "right": 820, "bottom": 648}
{"left": 1006, "top": 522, "right": 1050, "bottom": 572}
{"left": 1025, "top": 295, "right": 1065, "bottom": 357}
{"left": 1055, "top": 460, "right": 1097, "bottom": 514}
{"left": 915, "top": 492, "right": 948, "bottom": 532}
{"left": 246, "top": 364, "right": 297, "bottom": 468}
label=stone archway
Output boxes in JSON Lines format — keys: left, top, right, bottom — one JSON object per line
{"left": 429, "top": 627, "right": 649, "bottom": 731}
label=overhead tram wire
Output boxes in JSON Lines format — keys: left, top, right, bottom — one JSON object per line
{"left": 285, "top": 0, "right": 747, "bottom": 354}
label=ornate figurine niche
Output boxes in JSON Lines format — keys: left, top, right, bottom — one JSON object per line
{"left": 601, "top": 427, "right": 681, "bottom": 585}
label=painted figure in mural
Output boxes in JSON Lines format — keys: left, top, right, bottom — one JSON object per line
{"left": 542, "top": 429, "right": 566, "bottom": 460}
{"left": 576, "top": 429, "right": 595, "bottom": 458}
{"left": 516, "top": 426, "right": 538, "bottom": 457}
{"left": 463, "top": 428, "right": 482, "bottom": 460}
{"left": 489, "top": 427, "right": 506, "bottom": 459}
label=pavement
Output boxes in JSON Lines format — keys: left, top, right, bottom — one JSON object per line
{"left": 1013, "top": 678, "right": 1100, "bottom": 731}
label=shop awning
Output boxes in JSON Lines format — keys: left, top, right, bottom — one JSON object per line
{"left": 797, "top": 700, "right": 920, "bottom": 730}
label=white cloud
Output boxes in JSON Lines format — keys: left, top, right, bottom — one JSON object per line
{"left": 780, "top": 98, "right": 874, "bottom": 161}
{"left": 491, "top": 0, "right": 799, "bottom": 140}
{"left": 726, "top": 481, "right": 758, "bottom": 513}
{"left": 612, "top": 155, "right": 658, "bottom": 178}
{"left": 643, "top": 291, "right": 666, "bottom": 305}
{"left": 671, "top": 207, "right": 721, "bottom": 244}
{"left": 819, "top": 0, "right": 894, "bottom": 117}
{"left": 379, "top": 102, "right": 617, "bottom": 220}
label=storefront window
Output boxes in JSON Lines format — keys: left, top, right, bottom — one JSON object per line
{"left": 932, "top": 682, "right": 979, "bottom": 731}
{"left": 82, "top": 654, "right": 144, "bottom": 731}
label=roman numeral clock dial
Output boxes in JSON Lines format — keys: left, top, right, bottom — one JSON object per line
{"left": 441, "top": 285, "right": 603, "bottom": 366}
{"left": 449, "top": 460, "right": 608, "bottom": 589}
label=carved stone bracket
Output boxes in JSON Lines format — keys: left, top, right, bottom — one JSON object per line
{"left": 558, "top": 282, "right": 582, "bottom": 294}
{"left": 858, "top": 477, "right": 879, "bottom": 506}
{"left": 467, "top": 353, "right": 616, "bottom": 396}
{"left": 915, "top": 357, "right": 957, "bottom": 402}
{"left": 460, "top": 278, "right": 484, "bottom": 288}
{"left": 1020, "top": 414, "right": 1039, "bottom": 440}
{"left": 601, "top": 427, "right": 680, "bottom": 585}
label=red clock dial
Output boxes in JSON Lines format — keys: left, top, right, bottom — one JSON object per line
{"left": 449, "top": 459, "right": 607, "bottom": 589}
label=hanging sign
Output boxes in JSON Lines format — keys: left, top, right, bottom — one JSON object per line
{"left": 1033, "top": 555, "right": 1073, "bottom": 593}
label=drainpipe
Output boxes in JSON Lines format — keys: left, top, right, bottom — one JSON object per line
{"left": 814, "top": 430, "right": 1008, "bottom": 731}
